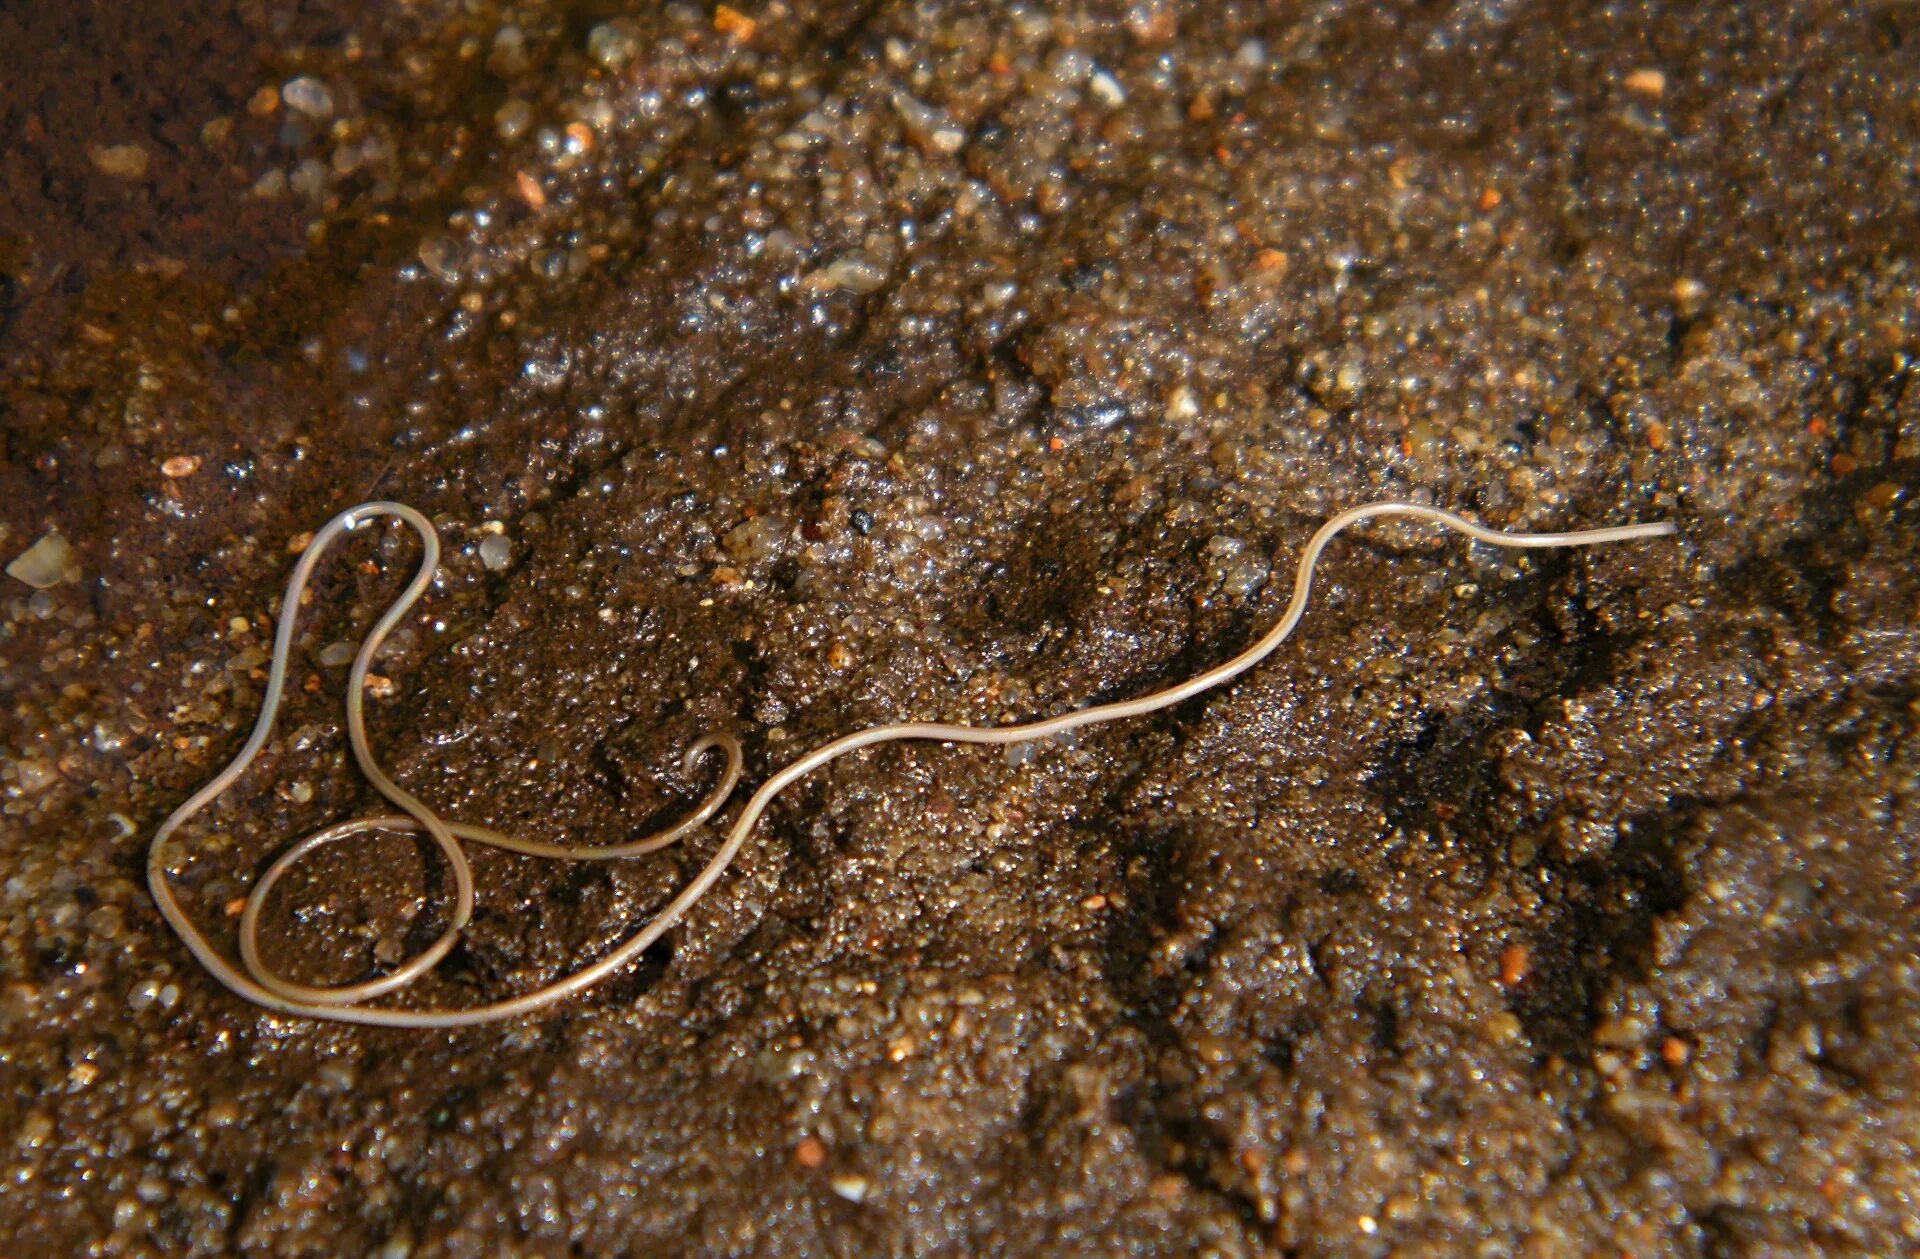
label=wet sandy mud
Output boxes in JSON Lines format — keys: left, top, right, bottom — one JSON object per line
{"left": 3, "top": 1, "right": 1918, "bottom": 1254}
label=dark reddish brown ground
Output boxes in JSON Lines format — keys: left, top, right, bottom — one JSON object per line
{"left": 3, "top": 2, "right": 1918, "bottom": 1256}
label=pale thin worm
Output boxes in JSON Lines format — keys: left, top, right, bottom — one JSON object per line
{"left": 146, "top": 499, "right": 1676, "bottom": 1027}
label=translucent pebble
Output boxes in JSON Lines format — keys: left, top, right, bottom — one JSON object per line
{"left": 489, "top": 26, "right": 528, "bottom": 75}
{"left": 823, "top": 253, "right": 890, "bottom": 293}
{"left": 7, "top": 532, "right": 72, "bottom": 589}
{"left": 1222, "top": 555, "right": 1271, "bottom": 598}
{"left": 317, "top": 1060, "right": 358, "bottom": 1092}
{"left": 587, "top": 23, "right": 637, "bottom": 67}
{"left": 495, "top": 99, "right": 533, "bottom": 141}
{"left": 281, "top": 76, "right": 335, "bottom": 119}
{"left": 723, "top": 516, "right": 786, "bottom": 562}
{"left": 829, "top": 1174, "right": 870, "bottom": 1203}
{"left": 289, "top": 158, "right": 329, "bottom": 199}
{"left": 16, "top": 1112, "right": 53, "bottom": 1149}
{"left": 14, "top": 760, "right": 55, "bottom": 793}
{"left": 418, "top": 237, "right": 461, "bottom": 282}
{"left": 478, "top": 534, "right": 512, "bottom": 571}
{"left": 1205, "top": 535, "right": 1246, "bottom": 558}
{"left": 892, "top": 92, "right": 966, "bottom": 154}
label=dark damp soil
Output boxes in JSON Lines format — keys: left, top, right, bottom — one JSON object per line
{"left": 4, "top": 2, "right": 1918, "bottom": 1255}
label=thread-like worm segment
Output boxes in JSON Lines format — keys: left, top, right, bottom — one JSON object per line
{"left": 147, "top": 499, "right": 1675, "bottom": 1027}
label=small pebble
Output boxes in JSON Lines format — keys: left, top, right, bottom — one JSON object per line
{"left": 281, "top": 76, "right": 335, "bottom": 119}
{"left": 1498, "top": 944, "right": 1532, "bottom": 987}
{"left": 893, "top": 93, "right": 966, "bottom": 155}
{"left": 1088, "top": 69, "right": 1126, "bottom": 106}
{"left": 1623, "top": 67, "right": 1668, "bottom": 97}
{"left": 1484, "top": 1011, "right": 1524, "bottom": 1043}
{"left": 128, "top": 978, "right": 163, "bottom": 1011}
{"left": 819, "top": 253, "right": 890, "bottom": 293}
{"left": 317, "top": 1060, "right": 359, "bottom": 1093}
{"left": 16, "top": 1111, "right": 54, "bottom": 1150}
{"left": 489, "top": 25, "right": 529, "bottom": 75}
{"left": 829, "top": 1173, "right": 870, "bottom": 1203}
{"left": 478, "top": 533, "right": 512, "bottom": 571}
{"left": 723, "top": 516, "right": 785, "bottom": 562}
{"left": 289, "top": 158, "right": 329, "bottom": 199}
{"left": 1672, "top": 276, "right": 1708, "bottom": 314}
{"left": 418, "top": 237, "right": 461, "bottom": 282}
{"left": 713, "top": 4, "right": 757, "bottom": 40}
{"left": 89, "top": 144, "right": 151, "bottom": 179}
{"left": 794, "top": 1137, "right": 827, "bottom": 1168}
{"left": 7, "top": 533, "right": 72, "bottom": 589}
{"left": 587, "top": 23, "right": 637, "bottom": 68}
{"left": 162, "top": 454, "right": 200, "bottom": 478}
{"left": 496, "top": 99, "right": 534, "bottom": 141}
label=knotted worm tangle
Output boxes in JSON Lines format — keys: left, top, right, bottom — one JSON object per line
{"left": 148, "top": 499, "right": 1676, "bottom": 1027}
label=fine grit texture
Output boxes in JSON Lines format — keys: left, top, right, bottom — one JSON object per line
{"left": 2, "top": 2, "right": 1916, "bottom": 1255}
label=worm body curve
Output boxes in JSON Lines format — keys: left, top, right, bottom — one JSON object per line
{"left": 148, "top": 500, "right": 1675, "bottom": 1027}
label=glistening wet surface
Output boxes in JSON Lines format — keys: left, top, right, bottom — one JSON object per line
{"left": 3, "top": 2, "right": 1917, "bottom": 1255}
